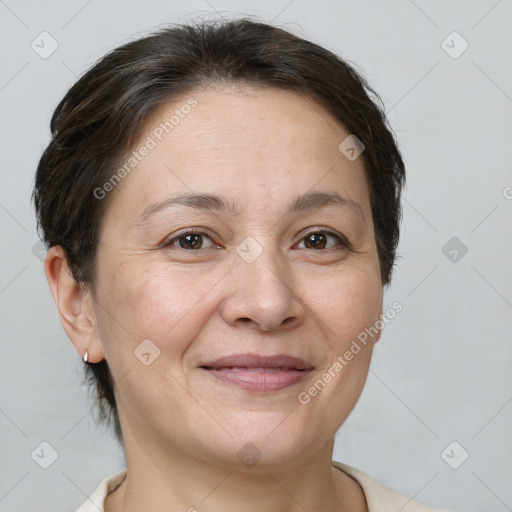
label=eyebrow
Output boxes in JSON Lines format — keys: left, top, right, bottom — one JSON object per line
{"left": 135, "top": 190, "right": 365, "bottom": 224}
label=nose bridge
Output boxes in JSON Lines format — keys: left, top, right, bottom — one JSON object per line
{"left": 221, "top": 234, "right": 303, "bottom": 331}
{"left": 235, "top": 234, "right": 291, "bottom": 293}
{"left": 236, "top": 229, "right": 290, "bottom": 281}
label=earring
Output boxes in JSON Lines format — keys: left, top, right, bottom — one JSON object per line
{"left": 83, "top": 349, "right": 89, "bottom": 363}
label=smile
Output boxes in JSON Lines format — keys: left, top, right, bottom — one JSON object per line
{"left": 200, "top": 366, "right": 313, "bottom": 392}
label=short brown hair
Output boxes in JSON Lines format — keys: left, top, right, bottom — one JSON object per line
{"left": 32, "top": 17, "right": 406, "bottom": 445}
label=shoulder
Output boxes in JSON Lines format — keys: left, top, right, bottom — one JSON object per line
{"left": 332, "top": 461, "right": 458, "bottom": 512}
{"left": 74, "top": 469, "right": 127, "bottom": 512}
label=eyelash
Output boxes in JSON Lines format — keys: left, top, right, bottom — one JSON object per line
{"left": 162, "top": 227, "right": 350, "bottom": 252}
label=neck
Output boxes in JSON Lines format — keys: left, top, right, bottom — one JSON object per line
{"left": 105, "top": 430, "right": 367, "bottom": 512}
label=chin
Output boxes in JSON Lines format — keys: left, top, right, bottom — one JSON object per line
{"left": 204, "top": 421, "right": 318, "bottom": 470}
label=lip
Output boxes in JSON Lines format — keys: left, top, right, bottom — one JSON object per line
{"left": 199, "top": 353, "right": 314, "bottom": 392}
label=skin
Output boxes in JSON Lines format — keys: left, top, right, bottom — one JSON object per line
{"left": 45, "top": 85, "right": 383, "bottom": 512}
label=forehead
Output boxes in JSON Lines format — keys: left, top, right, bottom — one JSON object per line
{"left": 107, "top": 85, "right": 371, "bottom": 223}
{"left": 139, "top": 84, "right": 354, "bottom": 159}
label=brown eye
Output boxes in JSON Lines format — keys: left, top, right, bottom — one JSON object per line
{"left": 297, "top": 230, "right": 347, "bottom": 250}
{"left": 164, "top": 231, "right": 216, "bottom": 250}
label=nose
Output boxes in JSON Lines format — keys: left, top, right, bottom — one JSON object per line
{"left": 220, "top": 242, "right": 305, "bottom": 332}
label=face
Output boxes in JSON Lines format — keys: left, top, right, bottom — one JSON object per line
{"left": 90, "top": 85, "right": 383, "bottom": 468}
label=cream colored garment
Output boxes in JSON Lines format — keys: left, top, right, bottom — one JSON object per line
{"left": 75, "top": 461, "right": 458, "bottom": 511}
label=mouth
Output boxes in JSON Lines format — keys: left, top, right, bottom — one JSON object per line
{"left": 199, "top": 353, "right": 314, "bottom": 392}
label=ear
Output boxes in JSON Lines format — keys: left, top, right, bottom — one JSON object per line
{"left": 44, "top": 245, "right": 105, "bottom": 363}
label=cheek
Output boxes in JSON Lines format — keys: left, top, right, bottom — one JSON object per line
{"left": 307, "top": 265, "right": 382, "bottom": 352}
{"left": 95, "top": 261, "right": 218, "bottom": 369}
{"left": 94, "top": 264, "right": 220, "bottom": 418}
{"left": 300, "top": 276, "right": 379, "bottom": 430}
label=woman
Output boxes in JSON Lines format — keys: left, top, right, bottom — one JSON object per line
{"left": 33, "top": 18, "right": 457, "bottom": 512}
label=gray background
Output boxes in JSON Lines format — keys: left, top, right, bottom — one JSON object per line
{"left": 1, "top": 0, "right": 511, "bottom": 510}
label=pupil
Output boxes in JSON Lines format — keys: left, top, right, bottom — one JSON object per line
{"left": 307, "top": 233, "right": 326, "bottom": 249}
{"left": 181, "top": 234, "right": 201, "bottom": 249}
